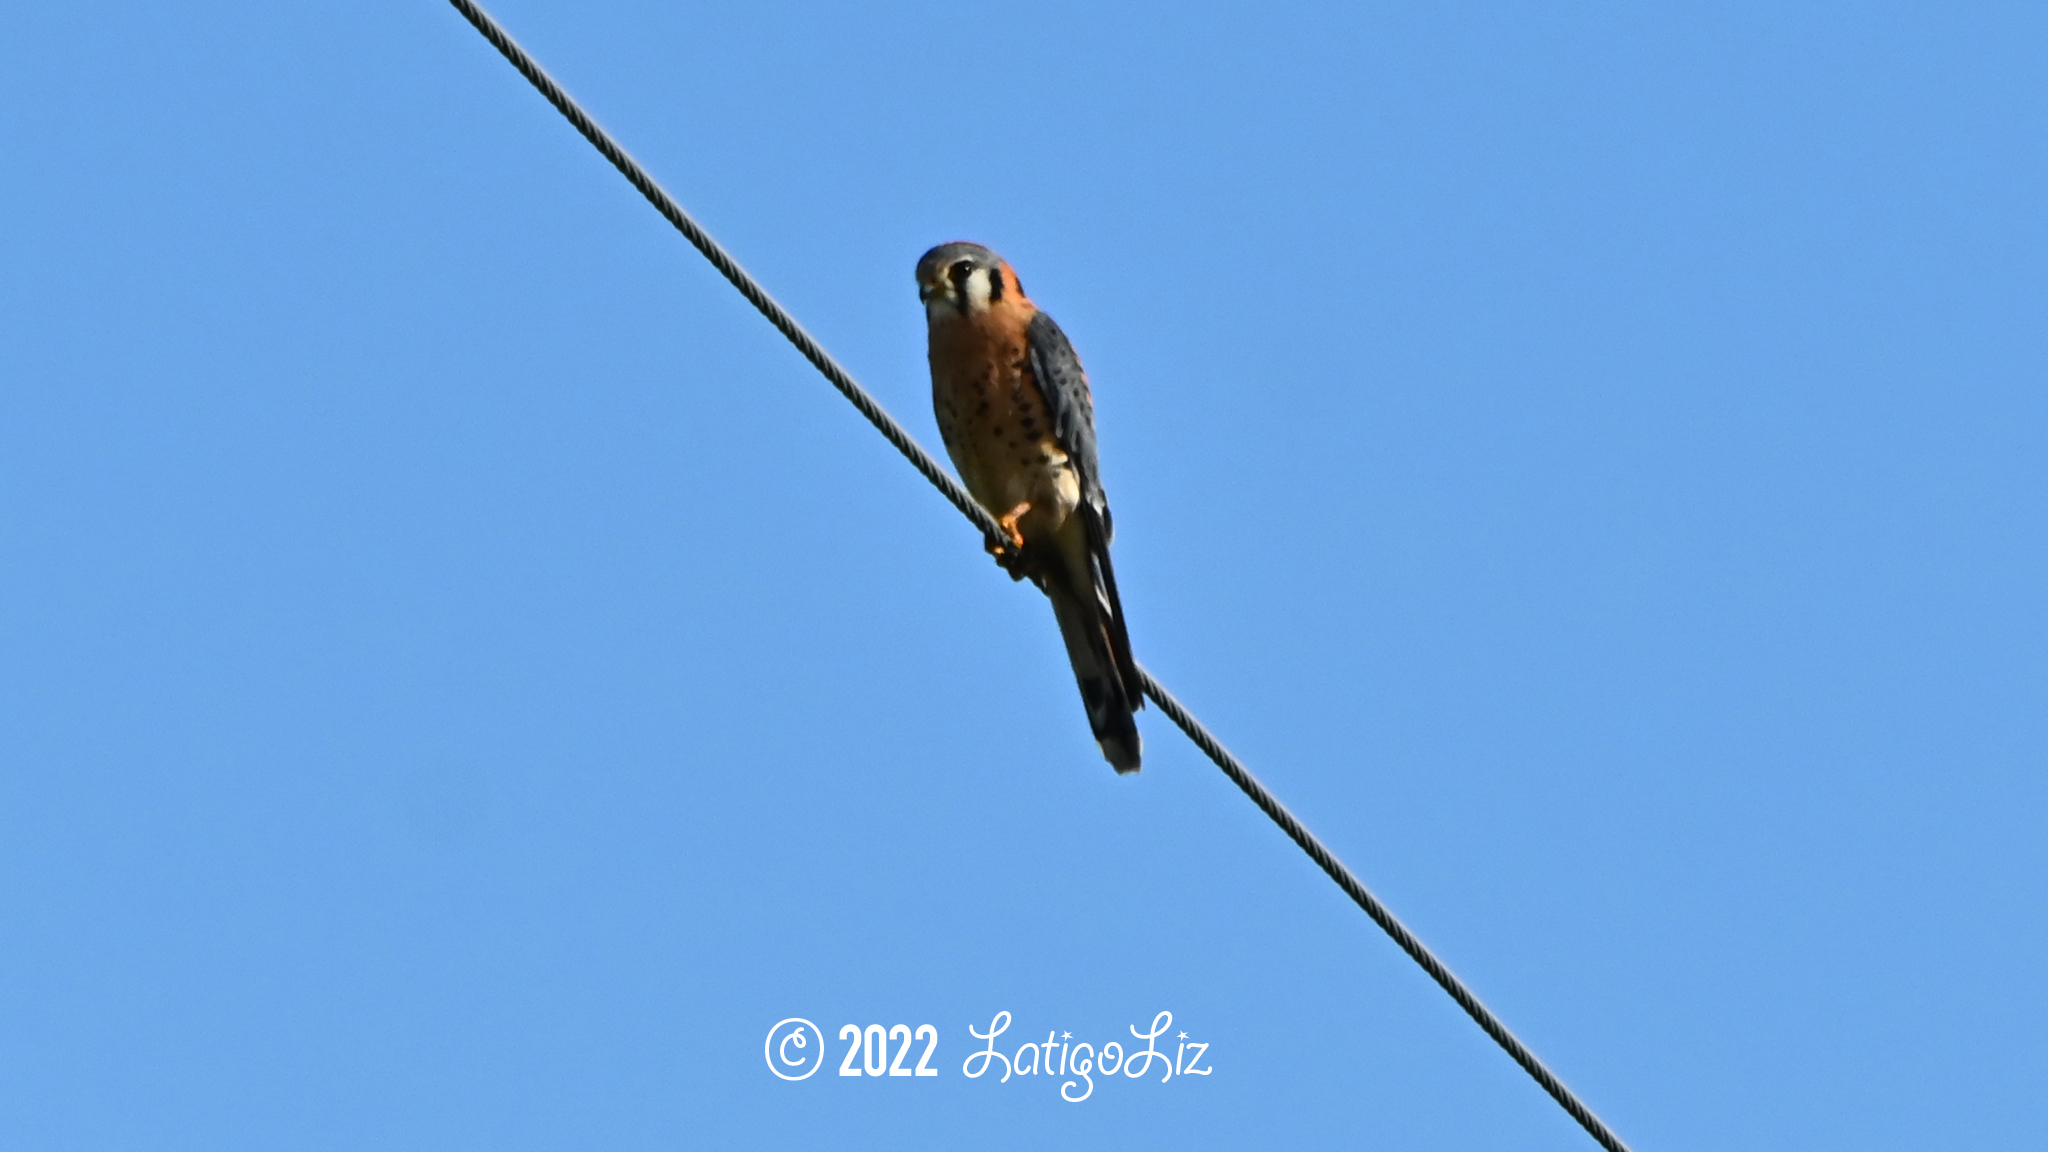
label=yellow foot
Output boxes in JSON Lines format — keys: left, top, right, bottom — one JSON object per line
{"left": 985, "top": 501, "right": 1032, "bottom": 581}
{"left": 996, "top": 501, "right": 1031, "bottom": 552}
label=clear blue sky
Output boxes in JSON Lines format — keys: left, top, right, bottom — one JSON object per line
{"left": 4, "top": 2, "right": 2043, "bottom": 1148}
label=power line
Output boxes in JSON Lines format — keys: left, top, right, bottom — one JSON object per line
{"left": 1136, "top": 667, "right": 1632, "bottom": 1150}
{"left": 441, "top": 4, "right": 1636, "bottom": 1149}
{"left": 443, "top": 0, "right": 1004, "bottom": 549}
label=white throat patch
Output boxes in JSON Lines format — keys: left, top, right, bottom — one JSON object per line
{"left": 927, "top": 266, "right": 998, "bottom": 320}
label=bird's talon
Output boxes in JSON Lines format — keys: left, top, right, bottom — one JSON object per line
{"left": 984, "top": 539, "right": 1023, "bottom": 576}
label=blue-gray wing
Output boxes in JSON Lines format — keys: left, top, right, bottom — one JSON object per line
{"left": 1025, "top": 310, "right": 1108, "bottom": 523}
{"left": 1025, "top": 307, "right": 1142, "bottom": 737}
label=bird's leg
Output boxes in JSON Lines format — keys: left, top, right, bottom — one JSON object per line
{"left": 986, "top": 501, "right": 1032, "bottom": 580}
{"left": 995, "top": 502, "right": 1030, "bottom": 550}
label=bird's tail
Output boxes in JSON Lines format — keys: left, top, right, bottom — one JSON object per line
{"left": 1044, "top": 519, "right": 1142, "bottom": 773}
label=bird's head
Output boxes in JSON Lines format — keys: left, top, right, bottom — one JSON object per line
{"left": 916, "top": 241, "right": 1026, "bottom": 319}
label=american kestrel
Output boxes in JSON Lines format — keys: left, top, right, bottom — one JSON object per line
{"left": 917, "top": 242, "right": 1143, "bottom": 772}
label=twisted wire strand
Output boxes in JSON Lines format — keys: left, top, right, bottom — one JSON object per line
{"left": 443, "top": 0, "right": 1007, "bottom": 548}
{"left": 1135, "top": 666, "right": 1633, "bottom": 1152}
{"left": 444, "top": 4, "right": 1634, "bottom": 1149}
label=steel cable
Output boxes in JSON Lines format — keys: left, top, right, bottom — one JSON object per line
{"left": 443, "top": 0, "right": 1007, "bottom": 549}
{"left": 1135, "top": 666, "right": 1633, "bottom": 1152}
{"left": 443, "top": 3, "right": 1635, "bottom": 1149}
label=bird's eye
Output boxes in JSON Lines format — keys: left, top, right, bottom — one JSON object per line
{"left": 950, "top": 260, "right": 974, "bottom": 281}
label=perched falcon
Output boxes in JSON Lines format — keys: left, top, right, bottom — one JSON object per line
{"left": 916, "top": 242, "right": 1143, "bottom": 773}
